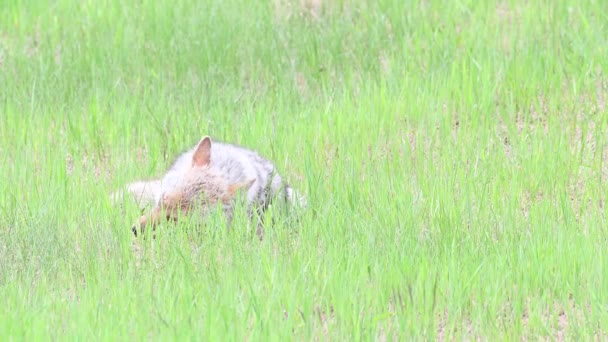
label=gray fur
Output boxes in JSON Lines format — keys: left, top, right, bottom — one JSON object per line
{"left": 159, "top": 139, "right": 304, "bottom": 210}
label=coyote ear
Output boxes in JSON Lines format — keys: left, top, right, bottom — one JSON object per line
{"left": 227, "top": 179, "right": 255, "bottom": 195}
{"left": 192, "top": 136, "right": 212, "bottom": 167}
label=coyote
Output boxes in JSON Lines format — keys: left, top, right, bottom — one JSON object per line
{"left": 112, "top": 136, "right": 306, "bottom": 237}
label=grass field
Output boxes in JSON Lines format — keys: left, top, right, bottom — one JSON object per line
{"left": 1, "top": 0, "right": 608, "bottom": 339}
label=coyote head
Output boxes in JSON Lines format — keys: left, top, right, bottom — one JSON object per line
{"left": 133, "top": 136, "right": 253, "bottom": 236}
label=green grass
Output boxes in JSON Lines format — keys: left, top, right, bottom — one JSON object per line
{"left": 1, "top": 0, "right": 608, "bottom": 339}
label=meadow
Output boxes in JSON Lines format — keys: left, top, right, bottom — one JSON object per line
{"left": 1, "top": 0, "right": 608, "bottom": 339}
